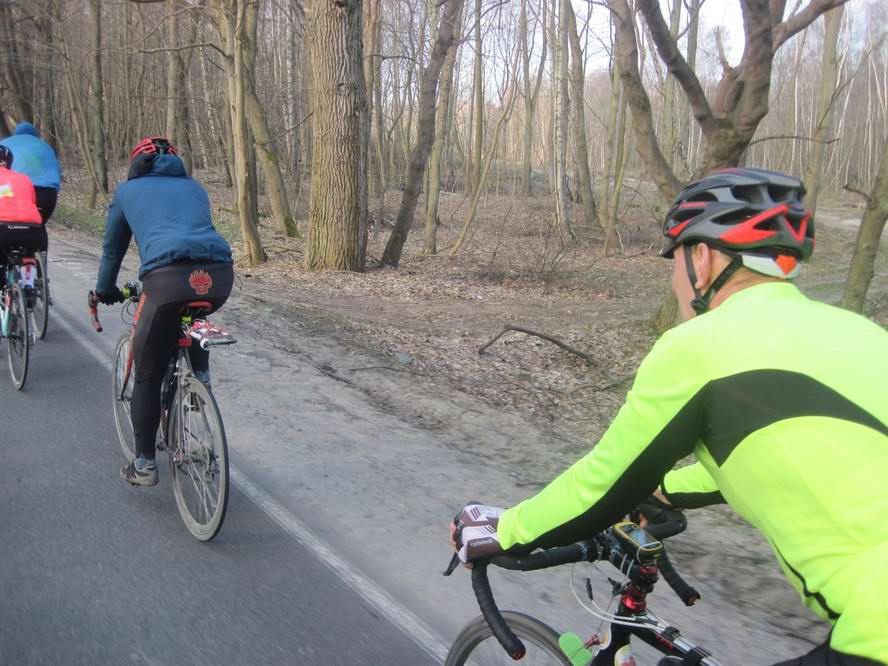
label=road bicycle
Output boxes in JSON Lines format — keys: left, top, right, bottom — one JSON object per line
{"left": 88, "top": 282, "right": 237, "bottom": 541}
{"left": 0, "top": 249, "right": 48, "bottom": 389}
{"left": 444, "top": 521, "right": 722, "bottom": 665}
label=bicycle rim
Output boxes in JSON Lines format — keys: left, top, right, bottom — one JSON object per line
{"left": 170, "top": 376, "right": 229, "bottom": 541}
{"left": 112, "top": 333, "right": 137, "bottom": 460}
{"left": 7, "top": 284, "right": 29, "bottom": 390}
{"left": 445, "top": 611, "right": 570, "bottom": 666}
{"left": 32, "top": 254, "right": 49, "bottom": 339}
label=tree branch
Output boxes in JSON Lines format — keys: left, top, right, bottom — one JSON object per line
{"left": 636, "top": 0, "right": 716, "bottom": 138}
{"left": 843, "top": 183, "right": 871, "bottom": 204}
{"left": 479, "top": 325, "right": 599, "bottom": 368}
{"left": 773, "top": 0, "right": 848, "bottom": 50}
{"left": 607, "top": 0, "right": 682, "bottom": 201}
{"left": 747, "top": 134, "right": 839, "bottom": 147}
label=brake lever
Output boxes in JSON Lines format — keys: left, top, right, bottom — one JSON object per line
{"left": 443, "top": 552, "right": 461, "bottom": 576}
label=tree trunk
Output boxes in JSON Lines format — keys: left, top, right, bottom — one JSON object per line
{"left": 803, "top": 4, "right": 844, "bottom": 212}
{"left": 423, "top": 1, "right": 464, "bottom": 255}
{"left": 680, "top": 0, "right": 701, "bottom": 176}
{"left": 232, "top": 1, "right": 265, "bottom": 265}
{"left": 565, "top": 1, "right": 598, "bottom": 232}
{"left": 841, "top": 148, "right": 888, "bottom": 313}
{"left": 382, "top": 0, "right": 464, "bottom": 266}
{"left": 469, "top": 0, "right": 483, "bottom": 196}
{"left": 89, "top": 0, "right": 108, "bottom": 203}
{"left": 242, "top": 0, "right": 297, "bottom": 237}
{"left": 661, "top": 0, "right": 681, "bottom": 169}
{"left": 519, "top": 0, "right": 532, "bottom": 197}
{"left": 552, "top": 0, "right": 573, "bottom": 239}
{"left": 305, "top": 0, "right": 369, "bottom": 271}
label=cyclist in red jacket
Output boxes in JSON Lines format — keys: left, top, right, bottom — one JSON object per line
{"left": 0, "top": 146, "right": 45, "bottom": 288}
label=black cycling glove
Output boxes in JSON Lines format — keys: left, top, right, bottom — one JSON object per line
{"left": 96, "top": 287, "right": 124, "bottom": 305}
{"left": 632, "top": 494, "right": 687, "bottom": 540}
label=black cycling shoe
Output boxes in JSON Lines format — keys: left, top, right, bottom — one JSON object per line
{"left": 120, "top": 459, "right": 158, "bottom": 486}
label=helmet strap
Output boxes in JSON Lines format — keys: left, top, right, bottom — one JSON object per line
{"left": 683, "top": 244, "right": 743, "bottom": 315}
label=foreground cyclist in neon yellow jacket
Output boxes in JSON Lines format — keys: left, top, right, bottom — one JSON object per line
{"left": 451, "top": 168, "right": 888, "bottom": 666}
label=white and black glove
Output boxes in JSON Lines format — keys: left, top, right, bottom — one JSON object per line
{"left": 452, "top": 503, "right": 506, "bottom": 564}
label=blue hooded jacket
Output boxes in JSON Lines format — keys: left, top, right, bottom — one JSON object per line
{"left": 0, "top": 123, "right": 62, "bottom": 190}
{"left": 96, "top": 154, "right": 232, "bottom": 293}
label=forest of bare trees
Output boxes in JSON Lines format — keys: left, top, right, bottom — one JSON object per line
{"left": 0, "top": 0, "right": 885, "bottom": 312}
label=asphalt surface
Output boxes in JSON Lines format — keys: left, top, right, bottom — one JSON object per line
{"left": 0, "top": 247, "right": 438, "bottom": 665}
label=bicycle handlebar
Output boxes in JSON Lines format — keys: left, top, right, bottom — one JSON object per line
{"left": 453, "top": 531, "right": 700, "bottom": 660}
{"left": 657, "top": 550, "right": 700, "bottom": 606}
{"left": 87, "top": 283, "right": 141, "bottom": 334}
{"left": 471, "top": 562, "right": 526, "bottom": 659}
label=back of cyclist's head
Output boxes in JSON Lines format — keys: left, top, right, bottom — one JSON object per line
{"left": 661, "top": 167, "right": 814, "bottom": 314}
{"left": 0, "top": 145, "right": 13, "bottom": 169}
{"left": 128, "top": 136, "right": 177, "bottom": 180}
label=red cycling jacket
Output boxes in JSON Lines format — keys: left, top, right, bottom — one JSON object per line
{"left": 0, "top": 166, "right": 42, "bottom": 224}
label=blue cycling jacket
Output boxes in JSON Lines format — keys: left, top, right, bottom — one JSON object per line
{"left": 0, "top": 123, "right": 62, "bottom": 190}
{"left": 96, "top": 154, "right": 232, "bottom": 294}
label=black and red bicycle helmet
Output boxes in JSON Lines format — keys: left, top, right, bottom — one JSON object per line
{"left": 130, "top": 136, "right": 177, "bottom": 162}
{"left": 662, "top": 167, "right": 814, "bottom": 279}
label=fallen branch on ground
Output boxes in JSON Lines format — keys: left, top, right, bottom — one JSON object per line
{"left": 479, "top": 325, "right": 599, "bottom": 368}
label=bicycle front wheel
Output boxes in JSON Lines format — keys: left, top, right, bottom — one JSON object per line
{"left": 169, "top": 376, "right": 229, "bottom": 541}
{"left": 112, "top": 333, "right": 137, "bottom": 460}
{"left": 445, "top": 611, "right": 570, "bottom": 666}
{"left": 7, "top": 284, "right": 30, "bottom": 390}
{"left": 31, "top": 253, "right": 49, "bottom": 339}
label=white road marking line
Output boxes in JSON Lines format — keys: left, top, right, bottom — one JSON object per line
{"left": 53, "top": 304, "right": 450, "bottom": 665}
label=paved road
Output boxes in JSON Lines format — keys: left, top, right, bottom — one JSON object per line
{"left": 0, "top": 246, "right": 438, "bottom": 665}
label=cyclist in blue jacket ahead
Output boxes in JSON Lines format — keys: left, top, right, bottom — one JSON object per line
{"left": 0, "top": 122, "right": 62, "bottom": 223}
{"left": 94, "top": 137, "right": 234, "bottom": 487}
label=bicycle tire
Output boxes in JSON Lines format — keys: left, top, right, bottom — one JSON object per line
{"left": 112, "top": 333, "right": 137, "bottom": 460}
{"left": 31, "top": 253, "right": 49, "bottom": 340}
{"left": 7, "top": 283, "right": 30, "bottom": 390}
{"left": 169, "top": 376, "right": 229, "bottom": 541}
{"left": 445, "top": 611, "right": 570, "bottom": 666}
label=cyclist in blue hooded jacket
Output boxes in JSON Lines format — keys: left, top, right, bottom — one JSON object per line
{"left": 94, "top": 137, "right": 234, "bottom": 487}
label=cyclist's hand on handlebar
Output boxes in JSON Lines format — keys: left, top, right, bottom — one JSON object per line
{"left": 451, "top": 503, "right": 506, "bottom": 565}
{"left": 632, "top": 493, "right": 687, "bottom": 540}
{"left": 95, "top": 287, "right": 124, "bottom": 305}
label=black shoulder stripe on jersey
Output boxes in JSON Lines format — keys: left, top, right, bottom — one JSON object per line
{"left": 512, "top": 390, "right": 707, "bottom": 551}
{"left": 702, "top": 369, "right": 888, "bottom": 467}
{"left": 662, "top": 489, "right": 726, "bottom": 509}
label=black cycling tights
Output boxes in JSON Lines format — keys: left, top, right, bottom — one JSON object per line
{"left": 130, "top": 262, "right": 234, "bottom": 460}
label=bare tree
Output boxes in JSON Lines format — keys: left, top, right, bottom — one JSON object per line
{"left": 382, "top": 0, "right": 465, "bottom": 267}
{"left": 609, "top": 0, "right": 850, "bottom": 202}
{"left": 304, "top": 0, "right": 368, "bottom": 271}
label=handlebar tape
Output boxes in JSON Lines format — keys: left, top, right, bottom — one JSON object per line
{"left": 87, "top": 291, "right": 102, "bottom": 333}
{"left": 471, "top": 562, "right": 526, "bottom": 660}
{"left": 489, "top": 541, "right": 594, "bottom": 572}
{"left": 658, "top": 550, "right": 700, "bottom": 606}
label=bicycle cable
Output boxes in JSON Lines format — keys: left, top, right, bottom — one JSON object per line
{"left": 569, "top": 562, "right": 665, "bottom": 631}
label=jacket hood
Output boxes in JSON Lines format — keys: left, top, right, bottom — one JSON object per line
{"left": 14, "top": 122, "right": 38, "bottom": 137}
{"left": 129, "top": 153, "right": 188, "bottom": 180}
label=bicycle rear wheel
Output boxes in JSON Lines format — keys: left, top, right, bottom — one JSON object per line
{"left": 31, "top": 253, "right": 49, "bottom": 340}
{"left": 445, "top": 611, "right": 570, "bottom": 666}
{"left": 7, "top": 284, "right": 30, "bottom": 390}
{"left": 169, "top": 376, "right": 229, "bottom": 541}
{"left": 112, "top": 333, "right": 137, "bottom": 460}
